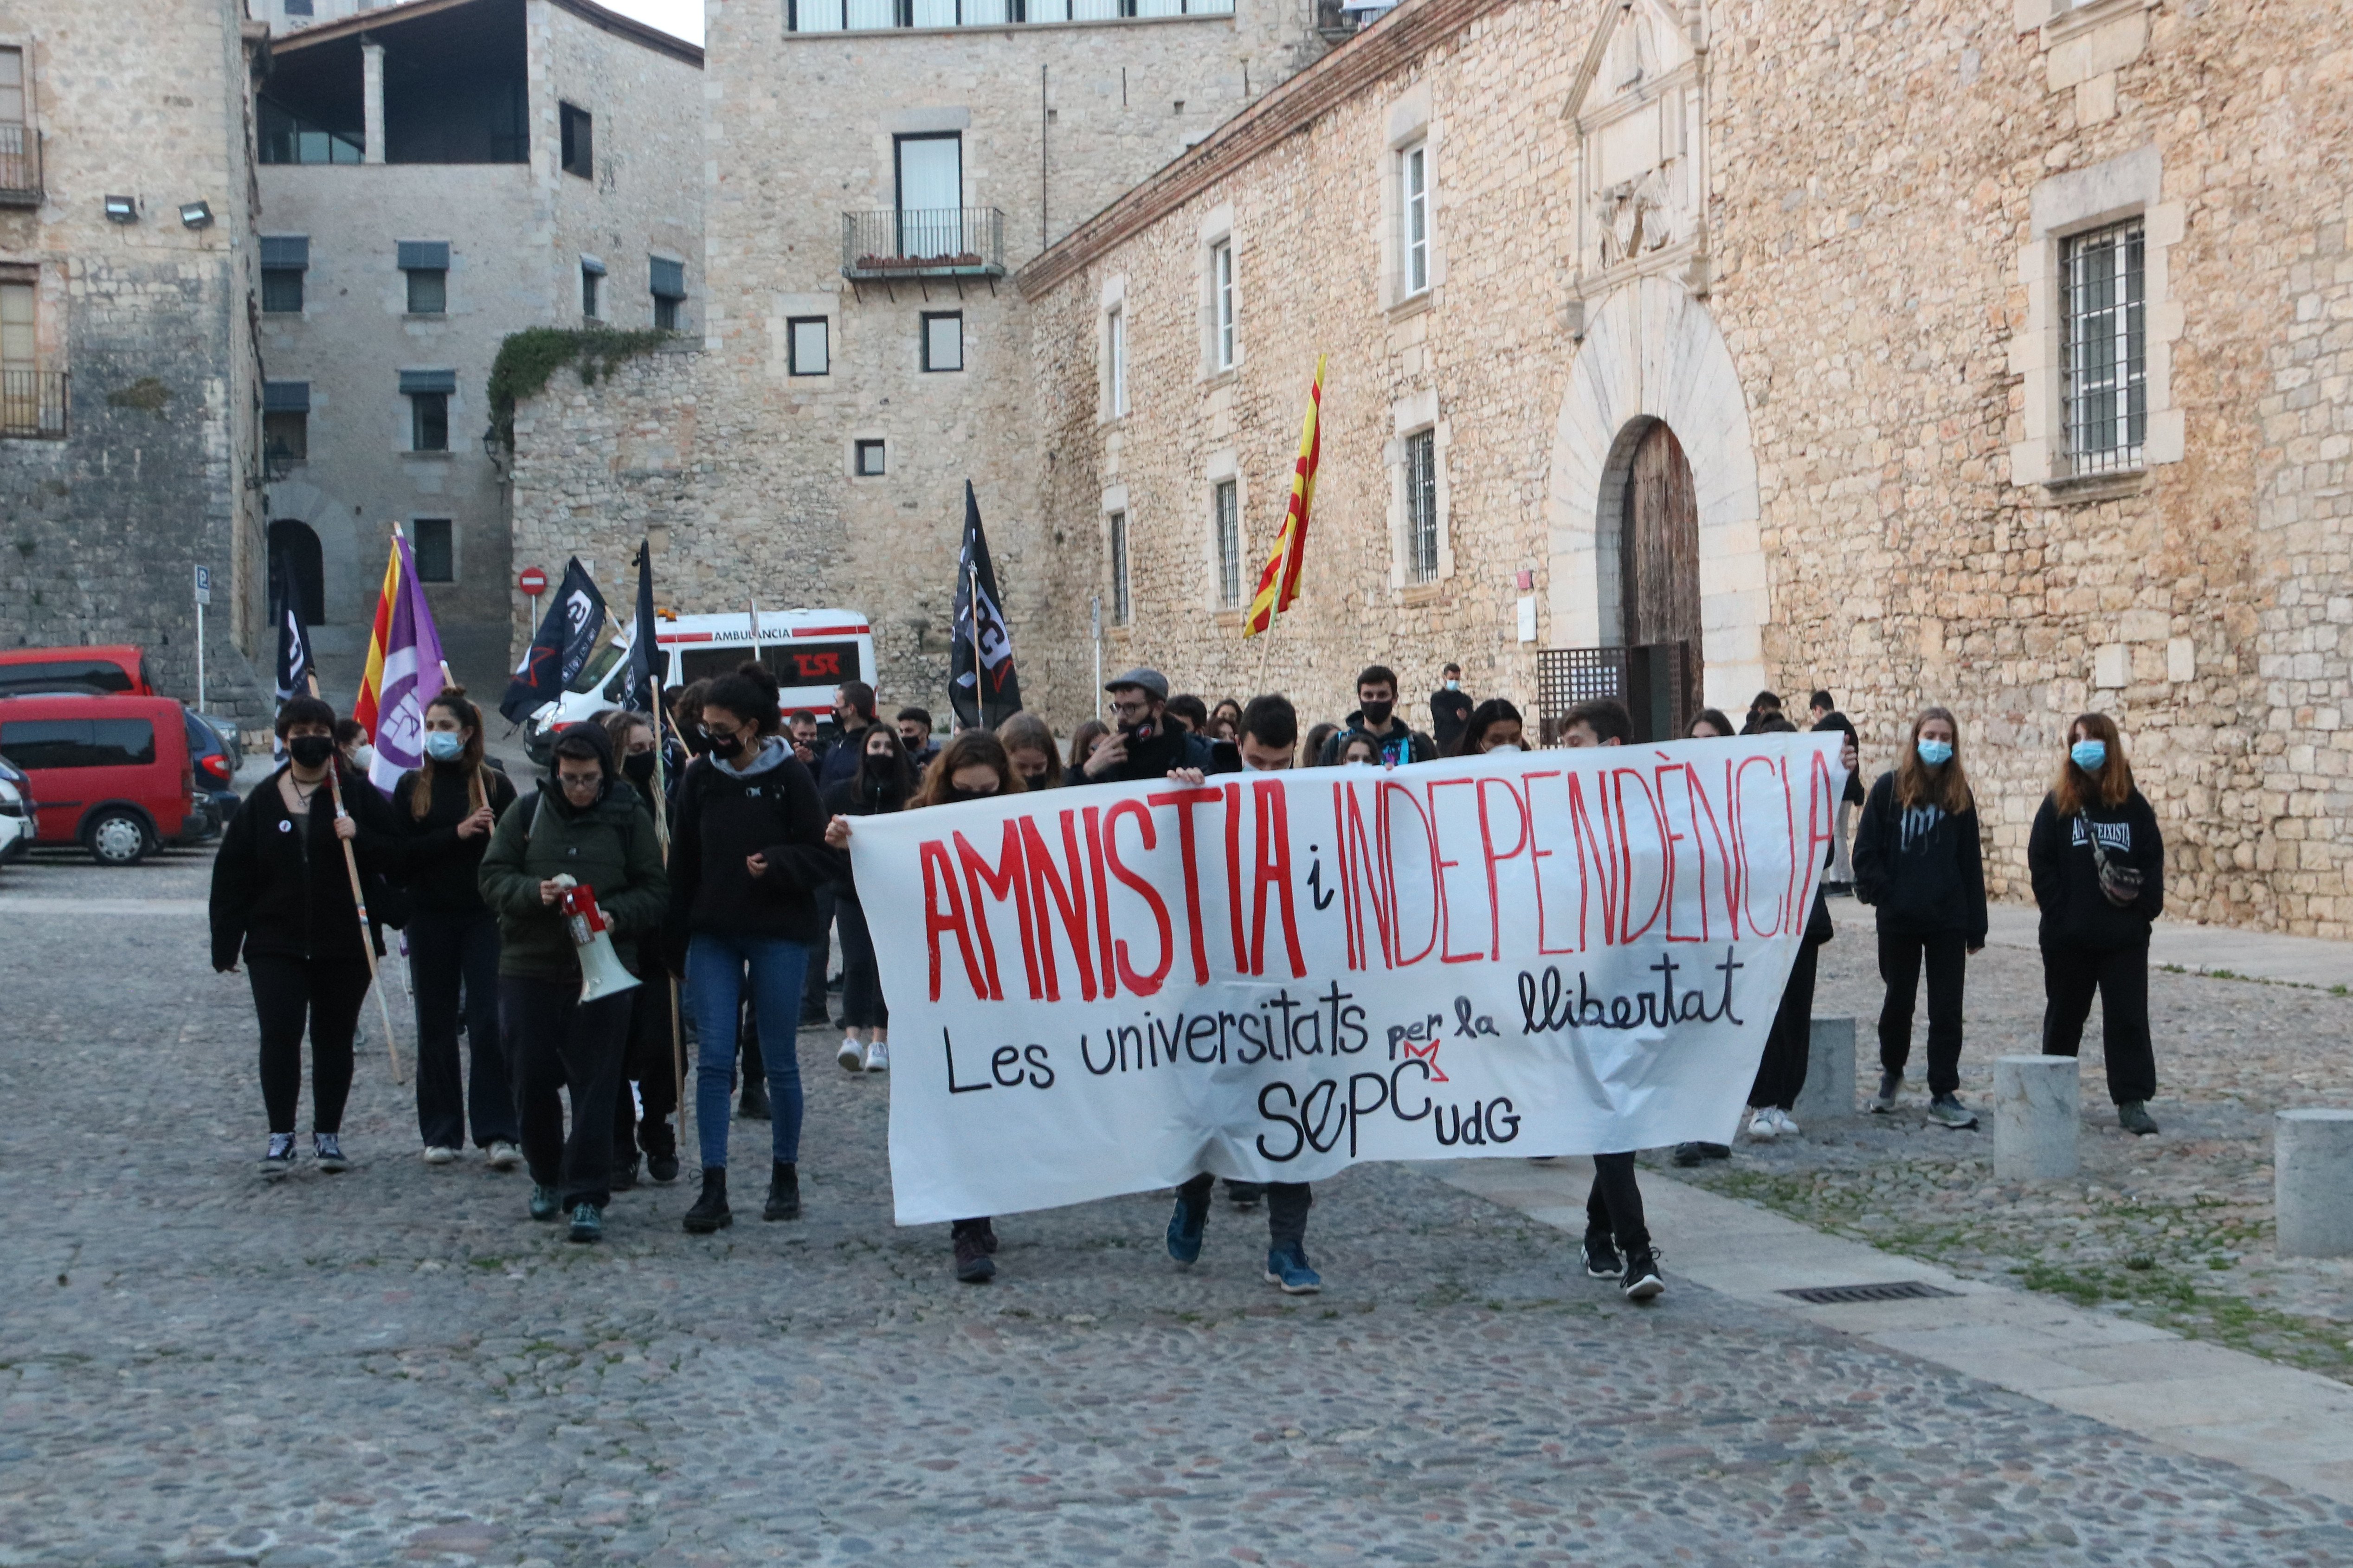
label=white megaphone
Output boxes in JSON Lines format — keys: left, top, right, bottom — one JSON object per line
{"left": 554, "top": 875, "right": 642, "bottom": 1004}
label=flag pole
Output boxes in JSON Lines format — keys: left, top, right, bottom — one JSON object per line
{"left": 309, "top": 670, "right": 405, "bottom": 1085}
{"left": 641, "top": 564, "right": 688, "bottom": 1161}
{"left": 967, "top": 561, "right": 984, "bottom": 729}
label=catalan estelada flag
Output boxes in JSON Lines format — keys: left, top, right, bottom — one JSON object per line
{"left": 1242, "top": 355, "right": 1325, "bottom": 639}
{"left": 352, "top": 526, "right": 447, "bottom": 795}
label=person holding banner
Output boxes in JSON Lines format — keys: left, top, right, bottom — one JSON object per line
{"left": 389, "top": 688, "right": 522, "bottom": 1170}
{"left": 603, "top": 708, "right": 683, "bottom": 1185}
{"left": 998, "top": 712, "right": 1065, "bottom": 790}
{"left": 210, "top": 696, "right": 401, "bottom": 1179}
{"left": 1853, "top": 707, "right": 1988, "bottom": 1129}
{"left": 671, "top": 664, "right": 840, "bottom": 1234}
{"left": 822, "top": 722, "right": 919, "bottom": 1074}
{"left": 478, "top": 722, "right": 670, "bottom": 1241}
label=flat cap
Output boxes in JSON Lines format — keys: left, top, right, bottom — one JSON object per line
{"left": 1104, "top": 667, "right": 1170, "bottom": 701}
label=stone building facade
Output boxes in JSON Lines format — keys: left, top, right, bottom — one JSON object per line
{"left": 256, "top": 0, "right": 701, "bottom": 697}
{"left": 0, "top": 0, "right": 271, "bottom": 720}
{"left": 1010, "top": 0, "right": 2353, "bottom": 933}
{"left": 507, "top": 0, "right": 1334, "bottom": 705}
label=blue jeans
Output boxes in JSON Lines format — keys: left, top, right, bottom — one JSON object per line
{"left": 687, "top": 933, "right": 810, "bottom": 1169}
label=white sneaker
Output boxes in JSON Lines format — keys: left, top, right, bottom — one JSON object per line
{"left": 1745, "top": 1108, "right": 1778, "bottom": 1142}
{"left": 485, "top": 1141, "right": 522, "bottom": 1171}
{"left": 837, "top": 1037, "right": 864, "bottom": 1072}
{"left": 1772, "top": 1107, "right": 1802, "bottom": 1138}
{"left": 422, "top": 1145, "right": 458, "bottom": 1165}
{"left": 863, "top": 1041, "right": 890, "bottom": 1073}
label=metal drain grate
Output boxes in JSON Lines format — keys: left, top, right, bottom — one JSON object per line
{"left": 1778, "top": 1281, "right": 1958, "bottom": 1305}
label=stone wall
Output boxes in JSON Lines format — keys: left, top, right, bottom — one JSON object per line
{"left": 0, "top": 0, "right": 269, "bottom": 720}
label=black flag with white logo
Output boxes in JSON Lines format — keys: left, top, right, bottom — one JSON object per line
{"left": 949, "top": 481, "right": 1021, "bottom": 731}
{"left": 501, "top": 557, "right": 607, "bottom": 724}
{"left": 271, "top": 551, "right": 315, "bottom": 705}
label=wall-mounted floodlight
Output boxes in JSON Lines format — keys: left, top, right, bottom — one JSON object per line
{"left": 179, "top": 200, "right": 214, "bottom": 229}
{"left": 103, "top": 194, "right": 139, "bottom": 223}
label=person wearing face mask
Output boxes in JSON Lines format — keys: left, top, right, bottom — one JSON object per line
{"left": 479, "top": 722, "right": 669, "bottom": 1241}
{"left": 1080, "top": 668, "right": 1236, "bottom": 784}
{"left": 996, "top": 711, "right": 1064, "bottom": 790}
{"left": 1160, "top": 694, "right": 1324, "bottom": 1294}
{"left": 1315, "top": 665, "right": 1437, "bottom": 768}
{"left": 334, "top": 717, "right": 377, "bottom": 780}
{"left": 1455, "top": 698, "right": 1525, "bottom": 757}
{"left": 1431, "top": 663, "right": 1474, "bottom": 755}
{"left": 2029, "top": 713, "right": 2166, "bottom": 1136}
{"left": 600, "top": 709, "right": 682, "bottom": 1187}
{"left": 826, "top": 728, "right": 1026, "bottom": 1282}
{"left": 212, "top": 695, "right": 402, "bottom": 1178}
{"left": 669, "top": 662, "right": 840, "bottom": 1235}
{"left": 388, "top": 688, "right": 522, "bottom": 1171}
{"left": 1852, "top": 706, "right": 1988, "bottom": 1129}
{"left": 1064, "top": 719, "right": 1112, "bottom": 785}
{"left": 822, "top": 721, "right": 918, "bottom": 1074}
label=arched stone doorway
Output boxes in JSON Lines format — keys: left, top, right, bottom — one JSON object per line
{"left": 269, "top": 518, "right": 325, "bottom": 628}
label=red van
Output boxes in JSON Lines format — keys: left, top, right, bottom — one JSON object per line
{"left": 0, "top": 694, "right": 202, "bottom": 864}
{"left": 0, "top": 644, "right": 156, "bottom": 700}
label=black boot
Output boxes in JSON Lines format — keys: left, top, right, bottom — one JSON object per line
{"left": 683, "top": 1167, "right": 733, "bottom": 1234}
{"left": 763, "top": 1160, "right": 801, "bottom": 1221}
{"left": 738, "top": 1076, "right": 771, "bottom": 1121}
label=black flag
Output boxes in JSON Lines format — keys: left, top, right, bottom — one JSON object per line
{"left": 271, "top": 552, "right": 315, "bottom": 704}
{"left": 501, "top": 557, "right": 607, "bottom": 724}
{"left": 950, "top": 481, "right": 1021, "bottom": 730}
{"left": 623, "top": 539, "right": 666, "bottom": 716}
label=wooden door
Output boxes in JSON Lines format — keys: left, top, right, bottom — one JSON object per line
{"left": 1620, "top": 421, "right": 1703, "bottom": 720}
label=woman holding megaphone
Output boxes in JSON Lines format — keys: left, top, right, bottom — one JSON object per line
{"left": 478, "top": 721, "right": 669, "bottom": 1242}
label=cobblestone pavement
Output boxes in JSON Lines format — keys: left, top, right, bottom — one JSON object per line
{"left": 1679, "top": 894, "right": 2353, "bottom": 1382}
{"left": 4, "top": 853, "right": 2352, "bottom": 1566}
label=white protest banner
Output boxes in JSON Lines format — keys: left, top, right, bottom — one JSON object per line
{"left": 851, "top": 733, "right": 1845, "bottom": 1225}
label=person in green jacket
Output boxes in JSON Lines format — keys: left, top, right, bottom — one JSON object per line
{"left": 479, "top": 721, "right": 668, "bottom": 1242}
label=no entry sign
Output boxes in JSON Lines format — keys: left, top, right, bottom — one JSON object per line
{"left": 518, "top": 566, "right": 548, "bottom": 595}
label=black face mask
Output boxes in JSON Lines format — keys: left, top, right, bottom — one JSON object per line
{"left": 623, "top": 752, "right": 657, "bottom": 785}
{"left": 707, "top": 730, "right": 745, "bottom": 760}
{"left": 1360, "top": 699, "right": 1395, "bottom": 726}
{"left": 946, "top": 784, "right": 995, "bottom": 803}
{"left": 682, "top": 727, "right": 711, "bottom": 757}
{"left": 863, "top": 752, "right": 896, "bottom": 778}
{"left": 1118, "top": 717, "right": 1157, "bottom": 745}
{"left": 287, "top": 734, "right": 335, "bottom": 770}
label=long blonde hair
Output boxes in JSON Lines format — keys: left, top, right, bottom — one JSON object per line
{"left": 1893, "top": 706, "right": 1973, "bottom": 815}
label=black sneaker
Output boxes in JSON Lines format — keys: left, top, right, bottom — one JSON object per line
{"left": 1225, "top": 1181, "right": 1266, "bottom": 1209}
{"left": 738, "top": 1079, "right": 771, "bottom": 1121}
{"left": 529, "top": 1183, "right": 560, "bottom": 1222}
{"left": 1621, "top": 1249, "right": 1665, "bottom": 1302}
{"left": 568, "top": 1202, "right": 603, "bottom": 1244}
{"left": 1580, "top": 1234, "right": 1624, "bottom": 1279}
{"left": 978, "top": 1217, "right": 999, "bottom": 1254}
{"left": 953, "top": 1223, "right": 997, "bottom": 1283}
{"left": 1928, "top": 1093, "right": 1979, "bottom": 1130}
{"left": 259, "top": 1133, "right": 297, "bottom": 1179}
{"left": 312, "top": 1133, "right": 351, "bottom": 1173}
{"left": 1871, "top": 1072, "right": 1902, "bottom": 1113}
{"left": 1670, "top": 1142, "right": 1730, "bottom": 1167}
{"left": 683, "top": 1168, "right": 733, "bottom": 1234}
{"left": 647, "top": 1152, "right": 681, "bottom": 1184}
{"left": 763, "top": 1161, "right": 801, "bottom": 1221}
{"left": 612, "top": 1157, "right": 639, "bottom": 1193}
{"left": 2118, "top": 1100, "right": 2160, "bottom": 1136}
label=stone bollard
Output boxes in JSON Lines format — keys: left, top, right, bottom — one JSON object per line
{"left": 1791, "top": 1017, "right": 1857, "bottom": 1126}
{"left": 1994, "top": 1055, "right": 2079, "bottom": 1180}
{"left": 2276, "top": 1109, "right": 2353, "bottom": 1258}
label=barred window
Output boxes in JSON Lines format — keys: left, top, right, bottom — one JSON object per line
{"left": 2063, "top": 221, "right": 2145, "bottom": 474}
{"left": 1405, "top": 428, "right": 1438, "bottom": 584}
{"left": 1109, "top": 510, "right": 1131, "bottom": 624}
{"left": 1213, "top": 481, "right": 1240, "bottom": 609}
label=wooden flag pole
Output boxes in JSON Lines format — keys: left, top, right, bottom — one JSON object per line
{"left": 642, "top": 613, "right": 688, "bottom": 1160}
{"left": 308, "top": 670, "right": 405, "bottom": 1085}
{"left": 967, "top": 561, "right": 984, "bottom": 727}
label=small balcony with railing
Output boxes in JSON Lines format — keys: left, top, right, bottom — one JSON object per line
{"left": 0, "top": 368, "right": 68, "bottom": 440}
{"left": 842, "top": 207, "right": 1006, "bottom": 283}
{"left": 0, "top": 123, "right": 41, "bottom": 207}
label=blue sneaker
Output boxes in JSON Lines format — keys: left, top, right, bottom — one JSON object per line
{"left": 529, "top": 1184, "right": 560, "bottom": 1222}
{"left": 1166, "top": 1191, "right": 1209, "bottom": 1264}
{"left": 1265, "top": 1244, "right": 1322, "bottom": 1295}
{"left": 568, "top": 1202, "right": 603, "bottom": 1244}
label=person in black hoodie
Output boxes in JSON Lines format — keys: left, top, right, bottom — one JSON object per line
{"left": 210, "top": 694, "right": 402, "bottom": 1178}
{"left": 1314, "top": 665, "right": 1438, "bottom": 767}
{"left": 1852, "top": 705, "right": 1988, "bottom": 1129}
{"left": 2029, "top": 712, "right": 2166, "bottom": 1135}
{"left": 601, "top": 707, "right": 682, "bottom": 1185}
{"left": 822, "top": 721, "right": 917, "bottom": 1074}
{"left": 672, "top": 662, "right": 841, "bottom": 1234}
{"left": 389, "top": 687, "right": 521, "bottom": 1170}
{"left": 1079, "top": 668, "right": 1237, "bottom": 783}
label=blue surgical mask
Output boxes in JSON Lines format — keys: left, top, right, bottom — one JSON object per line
{"left": 424, "top": 732, "right": 465, "bottom": 762}
{"left": 1916, "top": 738, "right": 1954, "bottom": 767}
{"left": 2070, "top": 739, "right": 2107, "bottom": 772}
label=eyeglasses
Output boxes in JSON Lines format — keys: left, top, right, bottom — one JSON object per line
{"left": 1109, "top": 696, "right": 1154, "bottom": 718}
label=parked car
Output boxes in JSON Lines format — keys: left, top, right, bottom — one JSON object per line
{"left": 0, "top": 644, "right": 156, "bottom": 699}
{"left": 0, "top": 752, "right": 34, "bottom": 866}
{"left": 184, "top": 706, "right": 240, "bottom": 834}
{"left": 0, "top": 694, "right": 205, "bottom": 865}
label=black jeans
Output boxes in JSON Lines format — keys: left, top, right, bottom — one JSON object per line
{"left": 2041, "top": 944, "right": 2156, "bottom": 1105}
{"left": 408, "top": 908, "right": 517, "bottom": 1150}
{"left": 249, "top": 954, "right": 372, "bottom": 1135}
{"left": 501, "top": 975, "right": 632, "bottom": 1209}
{"left": 612, "top": 970, "right": 679, "bottom": 1161}
{"left": 1877, "top": 928, "right": 1969, "bottom": 1097}
{"left": 1750, "top": 937, "right": 1823, "bottom": 1111}
{"left": 800, "top": 885, "right": 837, "bottom": 1019}
{"left": 837, "top": 893, "right": 887, "bottom": 1030}
{"left": 1179, "top": 1173, "right": 1312, "bottom": 1250}
{"left": 1585, "top": 1152, "right": 1650, "bottom": 1255}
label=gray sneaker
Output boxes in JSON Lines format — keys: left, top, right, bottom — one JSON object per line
{"left": 1870, "top": 1072, "right": 1902, "bottom": 1113}
{"left": 2118, "top": 1100, "right": 2160, "bottom": 1136}
{"left": 1927, "top": 1093, "right": 1978, "bottom": 1130}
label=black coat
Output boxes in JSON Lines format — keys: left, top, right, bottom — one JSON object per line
{"left": 1850, "top": 771, "right": 1988, "bottom": 943}
{"left": 1086, "top": 725, "right": 1238, "bottom": 784}
{"left": 208, "top": 765, "right": 401, "bottom": 970}
{"left": 2028, "top": 787, "right": 2165, "bottom": 949}
{"left": 388, "top": 764, "right": 519, "bottom": 916}
{"left": 822, "top": 772, "right": 908, "bottom": 902}
{"left": 667, "top": 742, "right": 842, "bottom": 955}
